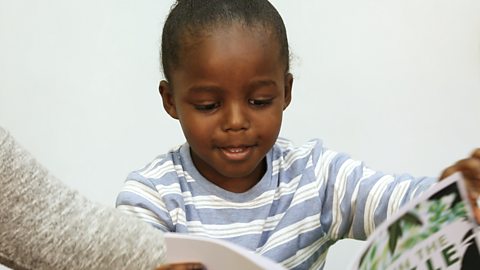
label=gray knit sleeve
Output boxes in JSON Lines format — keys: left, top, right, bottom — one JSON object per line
{"left": 0, "top": 127, "right": 166, "bottom": 270}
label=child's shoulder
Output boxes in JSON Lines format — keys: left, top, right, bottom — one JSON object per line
{"left": 274, "top": 137, "right": 324, "bottom": 154}
{"left": 127, "top": 143, "right": 186, "bottom": 183}
{"left": 272, "top": 137, "right": 331, "bottom": 168}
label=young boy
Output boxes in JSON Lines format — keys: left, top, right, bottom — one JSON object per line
{"left": 116, "top": 1, "right": 480, "bottom": 269}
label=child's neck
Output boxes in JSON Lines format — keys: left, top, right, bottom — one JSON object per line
{"left": 190, "top": 151, "right": 267, "bottom": 193}
{"left": 211, "top": 167, "right": 265, "bottom": 193}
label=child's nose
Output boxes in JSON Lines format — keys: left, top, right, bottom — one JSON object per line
{"left": 221, "top": 103, "right": 250, "bottom": 132}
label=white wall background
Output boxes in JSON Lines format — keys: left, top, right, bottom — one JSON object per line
{"left": 1, "top": 0, "right": 479, "bottom": 269}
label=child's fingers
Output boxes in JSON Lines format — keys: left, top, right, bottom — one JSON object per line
{"left": 459, "top": 158, "right": 480, "bottom": 180}
{"left": 440, "top": 157, "right": 480, "bottom": 216}
{"left": 440, "top": 164, "right": 458, "bottom": 179}
{"left": 440, "top": 148, "right": 480, "bottom": 180}
{"left": 440, "top": 157, "right": 480, "bottom": 180}
{"left": 471, "top": 148, "right": 480, "bottom": 160}
{"left": 467, "top": 192, "right": 480, "bottom": 224}
{"left": 457, "top": 151, "right": 480, "bottom": 223}
{"left": 472, "top": 204, "right": 480, "bottom": 224}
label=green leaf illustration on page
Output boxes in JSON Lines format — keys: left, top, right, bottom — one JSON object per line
{"left": 387, "top": 212, "right": 422, "bottom": 254}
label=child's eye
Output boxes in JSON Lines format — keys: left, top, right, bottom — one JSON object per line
{"left": 194, "top": 103, "right": 220, "bottom": 111}
{"left": 248, "top": 98, "right": 273, "bottom": 107}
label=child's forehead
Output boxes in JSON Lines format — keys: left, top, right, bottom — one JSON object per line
{"left": 178, "top": 22, "right": 278, "bottom": 58}
{"left": 169, "top": 23, "right": 286, "bottom": 89}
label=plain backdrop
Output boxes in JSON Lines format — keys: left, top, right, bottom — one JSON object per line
{"left": 1, "top": 0, "right": 479, "bottom": 269}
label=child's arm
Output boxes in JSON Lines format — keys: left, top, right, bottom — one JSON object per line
{"left": 320, "top": 145, "right": 480, "bottom": 242}
{"left": 116, "top": 169, "right": 177, "bottom": 232}
{"left": 440, "top": 148, "right": 480, "bottom": 222}
{"left": 309, "top": 140, "right": 437, "bottom": 241}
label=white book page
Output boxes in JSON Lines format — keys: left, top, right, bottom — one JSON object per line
{"left": 164, "top": 233, "right": 287, "bottom": 270}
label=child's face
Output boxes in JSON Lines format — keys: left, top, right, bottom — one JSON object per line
{"left": 160, "top": 23, "right": 293, "bottom": 192}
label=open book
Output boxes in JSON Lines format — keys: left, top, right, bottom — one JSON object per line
{"left": 351, "top": 173, "right": 480, "bottom": 270}
{"left": 164, "top": 233, "right": 287, "bottom": 270}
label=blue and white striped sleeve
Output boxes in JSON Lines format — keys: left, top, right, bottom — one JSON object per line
{"left": 313, "top": 143, "right": 437, "bottom": 241}
{"left": 116, "top": 171, "right": 173, "bottom": 232}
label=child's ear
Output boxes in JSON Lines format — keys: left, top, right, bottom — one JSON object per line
{"left": 159, "top": 80, "right": 179, "bottom": 119}
{"left": 283, "top": 73, "right": 293, "bottom": 110}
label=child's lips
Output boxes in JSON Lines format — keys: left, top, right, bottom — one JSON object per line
{"left": 218, "top": 145, "right": 255, "bottom": 161}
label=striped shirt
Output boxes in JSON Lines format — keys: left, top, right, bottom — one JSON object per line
{"left": 116, "top": 138, "right": 436, "bottom": 270}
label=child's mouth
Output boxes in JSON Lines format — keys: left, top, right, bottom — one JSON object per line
{"left": 219, "top": 145, "right": 254, "bottom": 161}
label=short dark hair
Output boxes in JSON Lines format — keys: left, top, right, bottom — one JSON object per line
{"left": 161, "top": 0, "right": 290, "bottom": 82}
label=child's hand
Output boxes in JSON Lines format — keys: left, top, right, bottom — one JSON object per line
{"left": 440, "top": 149, "right": 480, "bottom": 223}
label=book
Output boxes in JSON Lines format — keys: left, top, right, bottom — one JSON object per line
{"left": 351, "top": 173, "right": 480, "bottom": 270}
{"left": 164, "top": 233, "right": 287, "bottom": 270}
